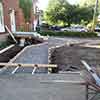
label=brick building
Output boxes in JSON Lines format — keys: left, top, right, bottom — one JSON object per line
{"left": 0, "top": 0, "right": 36, "bottom": 33}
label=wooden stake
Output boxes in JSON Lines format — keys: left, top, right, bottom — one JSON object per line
{"left": 5, "top": 25, "right": 17, "bottom": 43}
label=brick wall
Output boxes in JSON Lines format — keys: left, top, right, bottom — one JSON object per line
{"left": 2, "top": 0, "right": 26, "bottom": 32}
{"left": 15, "top": 8, "right": 25, "bottom": 31}
{"left": 1, "top": 0, "right": 35, "bottom": 32}
{"left": 2, "top": 0, "right": 19, "bottom": 31}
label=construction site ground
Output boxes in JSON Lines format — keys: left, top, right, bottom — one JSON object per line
{"left": 0, "top": 73, "right": 87, "bottom": 100}
{"left": 0, "top": 37, "right": 100, "bottom": 100}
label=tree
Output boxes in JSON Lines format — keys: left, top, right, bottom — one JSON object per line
{"left": 79, "top": 0, "right": 100, "bottom": 31}
{"left": 44, "top": 0, "right": 94, "bottom": 26}
{"left": 44, "top": 0, "right": 74, "bottom": 26}
{"left": 76, "top": 6, "right": 94, "bottom": 24}
{"left": 79, "top": 0, "right": 100, "bottom": 13}
{"left": 19, "top": 0, "right": 32, "bottom": 22}
{"left": 79, "top": 0, "right": 100, "bottom": 7}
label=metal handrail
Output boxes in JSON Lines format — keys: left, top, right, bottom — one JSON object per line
{"left": 81, "top": 60, "right": 100, "bottom": 86}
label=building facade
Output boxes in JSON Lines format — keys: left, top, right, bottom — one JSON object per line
{"left": 0, "top": 0, "right": 37, "bottom": 33}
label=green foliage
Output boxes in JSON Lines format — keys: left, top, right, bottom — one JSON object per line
{"left": 79, "top": 0, "right": 100, "bottom": 7}
{"left": 18, "top": 26, "right": 25, "bottom": 32}
{"left": 44, "top": 0, "right": 94, "bottom": 26}
{"left": 39, "top": 31, "right": 97, "bottom": 37}
{"left": 75, "top": 6, "right": 94, "bottom": 24}
{"left": 0, "top": 41, "right": 11, "bottom": 49}
{"left": 79, "top": 0, "right": 100, "bottom": 15}
{"left": 19, "top": 0, "right": 32, "bottom": 22}
{"left": 44, "top": 0, "right": 70, "bottom": 25}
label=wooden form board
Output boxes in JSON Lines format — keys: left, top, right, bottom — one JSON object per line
{"left": 0, "top": 63, "right": 57, "bottom": 68}
{"left": 5, "top": 25, "right": 17, "bottom": 43}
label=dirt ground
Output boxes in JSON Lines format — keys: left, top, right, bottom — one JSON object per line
{"left": 0, "top": 46, "right": 23, "bottom": 63}
{"left": 48, "top": 37, "right": 100, "bottom": 71}
{"left": 50, "top": 45, "right": 100, "bottom": 71}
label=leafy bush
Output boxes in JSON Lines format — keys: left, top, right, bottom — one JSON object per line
{"left": 39, "top": 31, "right": 97, "bottom": 37}
{"left": 0, "top": 35, "right": 18, "bottom": 49}
{"left": 18, "top": 26, "right": 25, "bottom": 32}
{"left": 19, "top": 0, "right": 32, "bottom": 22}
{"left": 0, "top": 41, "right": 10, "bottom": 49}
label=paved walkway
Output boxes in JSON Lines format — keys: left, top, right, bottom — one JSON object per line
{"left": 1, "top": 43, "right": 48, "bottom": 74}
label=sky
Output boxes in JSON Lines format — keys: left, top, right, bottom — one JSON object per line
{"left": 38, "top": 0, "right": 80, "bottom": 10}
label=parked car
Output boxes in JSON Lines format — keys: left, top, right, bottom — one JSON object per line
{"left": 60, "top": 27, "right": 71, "bottom": 31}
{"left": 60, "top": 26, "right": 87, "bottom": 32}
{"left": 50, "top": 26, "right": 61, "bottom": 31}
{"left": 95, "top": 26, "right": 100, "bottom": 32}
{"left": 70, "top": 26, "right": 87, "bottom": 32}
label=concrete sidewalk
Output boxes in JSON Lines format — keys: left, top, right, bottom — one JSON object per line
{"left": 0, "top": 74, "right": 86, "bottom": 100}
{"left": 0, "top": 43, "right": 48, "bottom": 74}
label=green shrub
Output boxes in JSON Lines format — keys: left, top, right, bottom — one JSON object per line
{"left": 0, "top": 41, "right": 10, "bottom": 49}
{"left": 39, "top": 31, "right": 97, "bottom": 37}
{"left": 0, "top": 35, "right": 16, "bottom": 49}
{"left": 18, "top": 26, "right": 25, "bottom": 32}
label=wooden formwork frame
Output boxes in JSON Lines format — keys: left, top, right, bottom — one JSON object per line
{"left": 0, "top": 63, "right": 57, "bottom": 68}
{"left": 1, "top": 42, "right": 50, "bottom": 74}
{"left": 0, "top": 63, "right": 57, "bottom": 74}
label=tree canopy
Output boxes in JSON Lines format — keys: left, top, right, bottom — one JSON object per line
{"left": 79, "top": 0, "right": 100, "bottom": 14}
{"left": 79, "top": 0, "right": 100, "bottom": 7}
{"left": 44, "top": 0, "right": 94, "bottom": 26}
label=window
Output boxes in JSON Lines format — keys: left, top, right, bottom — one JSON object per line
{"left": 0, "top": 2, "right": 5, "bottom": 32}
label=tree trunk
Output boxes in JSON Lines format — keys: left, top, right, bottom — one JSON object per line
{"left": 67, "top": 22, "right": 71, "bottom": 27}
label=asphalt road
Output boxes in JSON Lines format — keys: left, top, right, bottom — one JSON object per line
{"left": 48, "top": 37, "right": 100, "bottom": 48}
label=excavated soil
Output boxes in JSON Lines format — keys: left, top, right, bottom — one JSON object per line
{"left": 50, "top": 45, "right": 100, "bottom": 72}
{"left": 0, "top": 45, "right": 23, "bottom": 64}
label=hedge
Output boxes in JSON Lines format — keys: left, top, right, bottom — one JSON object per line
{"left": 39, "top": 31, "right": 98, "bottom": 37}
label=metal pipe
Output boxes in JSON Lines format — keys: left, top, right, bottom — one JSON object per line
{"left": 12, "top": 66, "right": 19, "bottom": 74}
{"left": 81, "top": 60, "right": 100, "bottom": 86}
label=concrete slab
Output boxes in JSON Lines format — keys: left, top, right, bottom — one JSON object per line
{"left": 0, "top": 43, "right": 48, "bottom": 74}
{"left": 0, "top": 74, "right": 85, "bottom": 100}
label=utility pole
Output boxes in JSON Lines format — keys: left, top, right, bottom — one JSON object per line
{"left": 32, "top": 0, "right": 38, "bottom": 31}
{"left": 92, "top": 0, "right": 98, "bottom": 31}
